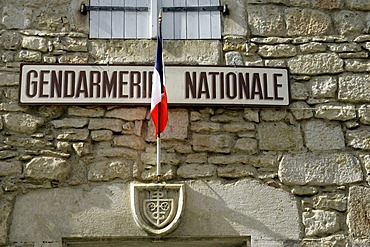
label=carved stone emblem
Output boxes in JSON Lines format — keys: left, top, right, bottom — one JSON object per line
{"left": 130, "top": 183, "right": 185, "bottom": 236}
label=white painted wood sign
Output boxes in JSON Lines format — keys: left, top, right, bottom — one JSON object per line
{"left": 19, "top": 64, "right": 290, "bottom": 107}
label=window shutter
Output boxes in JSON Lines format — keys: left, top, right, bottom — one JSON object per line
{"left": 161, "top": 0, "right": 222, "bottom": 39}
{"left": 89, "top": 0, "right": 150, "bottom": 39}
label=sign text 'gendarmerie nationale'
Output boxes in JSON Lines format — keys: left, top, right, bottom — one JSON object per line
{"left": 19, "top": 64, "right": 290, "bottom": 106}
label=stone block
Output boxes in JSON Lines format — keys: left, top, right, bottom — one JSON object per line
{"left": 303, "top": 210, "right": 340, "bottom": 237}
{"left": 51, "top": 118, "right": 88, "bottom": 129}
{"left": 3, "top": 113, "right": 44, "bottom": 134}
{"left": 279, "top": 153, "right": 363, "bottom": 186}
{"left": 258, "top": 122, "right": 303, "bottom": 151}
{"left": 347, "top": 186, "right": 370, "bottom": 239}
{"left": 56, "top": 129, "right": 89, "bottom": 141}
{"left": 290, "top": 83, "right": 309, "bottom": 100}
{"left": 88, "top": 118, "right": 124, "bottom": 132}
{"left": 258, "top": 44, "right": 297, "bottom": 58}
{"left": 299, "top": 42, "right": 327, "bottom": 54}
{"left": 233, "top": 138, "right": 258, "bottom": 154}
{"left": 0, "top": 161, "right": 22, "bottom": 176}
{"left": 22, "top": 36, "right": 48, "bottom": 52}
{"left": 309, "top": 76, "right": 337, "bottom": 98}
{"left": 221, "top": 0, "right": 248, "bottom": 36}
{"left": 2, "top": 5, "right": 32, "bottom": 29}
{"left": 192, "top": 134, "right": 233, "bottom": 153}
{"left": 313, "top": 194, "right": 347, "bottom": 212}
{"left": 161, "top": 109, "right": 189, "bottom": 141}
{"left": 106, "top": 107, "right": 147, "bottom": 121}
{"left": 217, "top": 164, "right": 257, "bottom": 178}
{"left": 260, "top": 109, "right": 287, "bottom": 121}
{"left": 177, "top": 164, "right": 216, "bottom": 178}
{"left": 303, "top": 120, "right": 345, "bottom": 151}
{"left": 0, "top": 151, "right": 18, "bottom": 160}
{"left": 67, "top": 107, "right": 105, "bottom": 117}
{"left": 359, "top": 105, "right": 370, "bottom": 125}
{"left": 345, "top": 0, "right": 370, "bottom": 11}
{"left": 339, "top": 74, "right": 370, "bottom": 102}
{"left": 346, "top": 128, "right": 370, "bottom": 150}
{"left": 333, "top": 10, "right": 365, "bottom": 36}
{"left": 225, "top": 51, "right": 244, "bottom": 66}
{"left": 1, "top": 31, "right": 22, "bottom": 50}
{"left": 288, "top": 53, "right": 343, "bottom": 75}
{"left": 0, "top": 72, "right": 18, "bottom": 87}
{"left": 315, "top": 104, "right": 356, "bottom": 121}
{"left": 313, "top": 0, "right": 342, "bottom": 9}
{"left": 0, "top": 197, "right": 13, "bottom": 245}
{"left": 17, "top": 50, "right": 42, "bottom": 62}
{"left": 345, "top": 59, "right": 370, "bottom": 72}
{"left": 91, "top": 130, "right": 113, "bottom": 141}
{"left": 113, "top": 135, "right": 145, "bottom": 150}
{"left": 24, "top": 157, "right": 71, "bottom": 181}
{"left": 285, "top": 8, "right": 332, "bottom": 36}
{"left": 243, "top": 109, "right": 259, "bottom": 123}
{"left": 289, "top": 102, "right": 313, "bottom": 120}
{"left": 88, "top": 160, "right": 132, "bottom": 182}
{"left": 247, "top": 5, "right": 286, "bottom": 37}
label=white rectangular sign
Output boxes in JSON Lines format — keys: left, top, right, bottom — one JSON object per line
{"left": 19, "top": 64, "right": 290, "bottom": 106}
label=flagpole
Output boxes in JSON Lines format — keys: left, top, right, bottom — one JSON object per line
{"left": 156, "top": 10, "right": 163, "bottom": 182}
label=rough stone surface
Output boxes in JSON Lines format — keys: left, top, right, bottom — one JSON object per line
{"left": 303, "top": 120, "right": 345, "bottom": 151}
{"left": 347, "top": 186, "right": 370, "bottom": 239}
{"left": 217, "top": 164, "right": 257, "bottom": 178}
{"left": 288, "top": 53, "right": 344, "bottom": 75}
{"left": 192, "top": 134, "right": 233, "bottom": 153}
{"left": 338, "top": 74, "right": 370, "bottom": 102}
{"left": 333, "top": 11, "right": 365, "bottom": 36}
{"left": 0, "top": 198, "right": 13, "bottom": 245}
{"left": 303, "top": 210, "right": 340, "bottom": 237}
{"left": 309, "top": 76, "right": 337, "bottom": 98}
{"left": 177, "top": 164, "right": 216, "bottom": 178}
{"left": 315, "top": 104, "right": 357, "bottom": 121}
{"left": 88, "top": 160, "right": 132, "bottom": 181}
{"left": 258, "top": 122, "right": 303, "bottom": 151}
{"left": 88, "top": 119, "right": 124, "bottom": 132}
{"left": 9, "top": 180, "right": 300, "bottom": 242}
{"left": 24, "top": 157, "right": 71, "bottom": 181}
{"left": 285, "top": 8, "right": 332, "bottom": 36}
{"left": 359, "top": 105, "right": 370, "bottom": 124}
{"left": 313, "top": 194, "right": 347, "bottom": 212}
{"left": 346, "top": 128, "right": 370, "bottom": 150}
{"left": 258, "top": 44, "right": 297, "bottom": 58}
{"left": 3, "top": 113, "right": 44, "bottom": 134}
{"left": 279, "top": 153, "right": 363, "bottom": 186}
{"left": 106, "top": 107, "right": 147, "bottom": 121}
{"left": 0, "top": 162, "right": 22, "bottom": 176}
{"left": 247, "top": 5, "right": 286, "bottom": 37}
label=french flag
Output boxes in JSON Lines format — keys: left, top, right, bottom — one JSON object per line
{"left": 150, "top": 21, "right": 168, "bottom": 137}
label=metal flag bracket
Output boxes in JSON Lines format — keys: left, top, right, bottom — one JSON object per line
{"left": 80, "top": 2, "right": 149, "bottom": 15}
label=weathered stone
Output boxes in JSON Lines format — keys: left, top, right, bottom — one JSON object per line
{"left": 0, "top": 161, "right": 22, "bottom": 176}
{"left": 17, "top": 50, "right": 42, "bottom": 62}
{"left": 338, "top": 74, "right": 370, "bottom": 102}
{"left": 24, "top": 157, "right": 71, "bottom": 181}
{"left": 313, "top": 194, "right": 347, "bottom": 212}
{"left": 0, "top": 72, "right": 18, "bottom": 87}
{"left": 359, "top": 105, "right": 370, "bottom": 124}
{"left": 184, "top": 153, "right": 207, "bottom": 164}
{"left": 56, "top": 129, "right": 89, "bottom": 141}
{"left": 291, "top": 186, "right": 319, "bottom": 196}
{"left": 333, "top": 11, "right": 365, "bottom": 36}
{"left": 4, "top": 137, "right": 52, "bottom": 149}
{"left": 0, "top": 150, "right": 18, "bottom": 160}
{"left": 3, "top": 113, "right": 44, "bottom": 134}
{"left": 303, "top": 210, "right": 340, "bottom": 237}
{"left": 258, "top": 44, "right": 297, "bottom": 58}
{"left": 191, "top": 121, "right": 222, "bottom": 133}
{"left": 299, "top": 42, "right": 327, "bottom": 54}
{"left": 0, "top": 197, "right": 13, "bottom": 245}
{"left": 72, "top": 142, "right": 91, "bottom": 156}
{"left": 141, "top": 151, "right": 180, "bottom": 166}
{"left": 309, "top": 76, "right": 337, "bottom": 98}
{"left": 251, "top": 37, "right": 292, "bottom": 44}
{"left": 346, "top": 128, "right": 370, "bottom": 150}
{"left": 313, "top": 0, "right": 342, "bottom": 9}
{"left": 247, "top": 5, "right": 286, "bottom": 37}
{"left": 192, "top": 134, "right": 233, "bottom": 153}
{"left": 51, "top": 118, "right": 88, "bottom": 128}
{"left": 258, "top": 122, "right": 303, "bottom": 151}
{"left": 88, "top": 119, "right": 123, "bottom": 132}
{"left": 1, "top": 31, "right": 22, "bottom": 50}
{"left": 161, "top": 109, "right": 189, "bottom": 141}
{"left": 291, "top": 83, "right": 309, "bottom": 100}
{"left": 88, "top": 160, "right": 132, "bottom": 181}
{"left": 58, "top": 53, "right": 88, "bottom": 63}
{"left": 53, "top": 37, "right": 87, "bottom": 52}
{"left": 140, "top": 164, "right": 175, "bottom": 181}
{"left": 279, "top": 153, "right": 362, "bottom": 186}
{"left": 113, "top": 135, "right": 145, "bottom": 150}
{"left": 97, "top": 147, "right": 138, "bottom": 160}
{"left": 315, "top": 104, "right": 356, "bottom": 121}
{"left": 223, "top": 122, "right": 255, "bottom": 133}
{"left": 22, "top": 36, "right": 48, "bottom": 52}
{"left": 303, "top": 120, "right": 345, "bottom": 151}
{"left": 243, "top": 109, "right": 259, "bottom": 123}
{"left": 91, "top": 130, "right": 113, "bottom": 141}
{"left": 177, "top": 164, "right": 216, "bottom": 178}
{"left": 217, "top": 164, "right": 257, "bottom": 178}
{"left": 260, "top": 109, "right": 287, "bottom": 121}
{"left": 345, "top": 59, "right": 370, "bottom": 72}
{"left": 290, "top": 102, "right": 313, "bottom": 120}
{"left": 288, "top": 53, "right": 343, "bottom": 75}
{"left": 225, "top": 51, "right": 243, "bottom": 66}
{"left": 345, "top": 0, "right": 370, "bottom": 11}
{"left": 328, "top": 43, "right": 361, "bottom": 53}
{"left": 2, "top": 5, "right": 32, "bottom": 29}
{"left": 339, "top": 52, "right": 369, "bottom": 59}
{"left": 233, "top": 138, "right": 258, "bottom": 154}
{"left": 106, "top": 107, "right": 147, "bottom": 121}
{"left": 285, "top": 8, "right": 332, "bottom": 36}
{"left": 67, "top": 107, "right": 105, "bottom": 117}
{"left": 347, "top": 186, "right": 370, "bottom": 239}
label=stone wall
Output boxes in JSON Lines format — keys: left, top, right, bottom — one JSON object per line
{"left": 1, "top": 0, "right": 370, "bottom": 246}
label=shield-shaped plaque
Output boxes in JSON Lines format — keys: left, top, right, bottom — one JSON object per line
{"left": 130, "top": 183, "right": 185, "bottom": 236}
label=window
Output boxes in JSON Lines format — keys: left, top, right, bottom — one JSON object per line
{"left": 87, "top": 0, "right": 222, "bottom": 39}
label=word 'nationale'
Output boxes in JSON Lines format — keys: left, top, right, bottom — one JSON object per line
{"left": 25, "top": 69, "right": 285, "bottom": 100}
